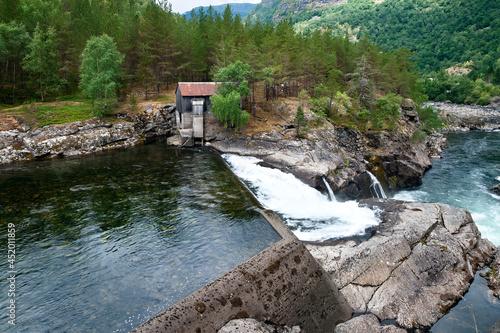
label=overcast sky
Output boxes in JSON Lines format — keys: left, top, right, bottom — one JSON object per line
{"left": 169, "top": 0, "right": 261, "bottom": 14}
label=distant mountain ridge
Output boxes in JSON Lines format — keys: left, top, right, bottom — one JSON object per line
{"left": 248, "top": 0, "right": 347, "bottom": 23}
{"left": 183, "top": 3, "right": 258, "bottom": 20}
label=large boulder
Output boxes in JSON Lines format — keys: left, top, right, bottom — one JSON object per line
{"left": 209, "top": 100, "right": 433, "bottom": 198}
{"left": 307, "top": 199, "right": 496, "bottom": 330}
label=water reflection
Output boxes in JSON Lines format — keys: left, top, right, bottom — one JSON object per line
{"left": 0, "top": 144, "right": 280, "bottom": 332}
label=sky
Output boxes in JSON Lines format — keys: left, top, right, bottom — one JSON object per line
{"left": 169, "top": 0, "right": 261, "bottom": 14}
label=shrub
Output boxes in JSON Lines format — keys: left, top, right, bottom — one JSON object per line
{"left": 417, "top": 105, "right": 443, "bottom": 132}
{"left": 411, "top": 129, "right": 427, "bottom": 143}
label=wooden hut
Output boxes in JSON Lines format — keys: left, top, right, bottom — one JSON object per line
{"left": 175, "top": 82, "right": 219, "bottom": 146}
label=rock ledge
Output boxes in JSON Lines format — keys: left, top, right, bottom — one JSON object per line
{"left": 306, "top": 199, "right": 495, "bottom": 331}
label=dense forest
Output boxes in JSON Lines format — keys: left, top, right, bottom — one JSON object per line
{"left": 252, "top": 0, "right": 500, "bottom": 74}
{"left": 250, "top": 0, "right": 500, "bottom": 105}
{"left": 0, "top": 0, "right": 422, "bottom": 110}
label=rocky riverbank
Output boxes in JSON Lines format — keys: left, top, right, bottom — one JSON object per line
{"left": 207, "top": 99, "right": 435, "bottom": 199}
{"left": 430, "top": 101, "right": 500, "bottom": 132}
{"left": 215, "top": 199, "right": 496, "bottom": 333}
{"left": 307, "top": 199, "right": 496, "bottom": 331}
{"left": 0, "top": 99, "right": 445, "bottom": 200}
{"left": 0, "top": 105, "right": 175, "bottom": 165}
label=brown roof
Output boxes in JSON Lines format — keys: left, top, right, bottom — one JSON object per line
{"left": 177, "top": 82, "right": 219, "bottom": 97}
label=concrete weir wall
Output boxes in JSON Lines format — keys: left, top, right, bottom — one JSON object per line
{"left": 131, "top": 210, "right": 353, "bottom": 333}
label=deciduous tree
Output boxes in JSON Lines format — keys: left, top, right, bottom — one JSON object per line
{"left": 79, "top": 34, "right": 124, "bottom": 116}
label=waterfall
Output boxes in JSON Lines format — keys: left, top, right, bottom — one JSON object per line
{"left": 322, "top": 176, "right": 336, "bottom": 201}
{"left": 367, "top": 171, "right": 387, "bottom": 199}
{"left": 223, "top": 154, "right": 379, "bottom": 241}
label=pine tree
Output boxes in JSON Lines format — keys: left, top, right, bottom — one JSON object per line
{"left": 22, "top": 24, "right": 64, "bottom": 102}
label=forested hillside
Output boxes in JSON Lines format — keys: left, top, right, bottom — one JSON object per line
{"left": 0, "top": 0, "right": 421, "bottom": 116}
{"left": 249, "top": 0, "right": 500, "bottom": 105}
{"left": 251, "top": 0, "right": 499, "bottom": 73}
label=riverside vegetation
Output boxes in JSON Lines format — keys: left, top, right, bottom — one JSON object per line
{"left": 1, "top": 0, "right": 442, "bottom": 135}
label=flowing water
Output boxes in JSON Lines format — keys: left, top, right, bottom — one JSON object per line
{"left": 367, "top": 171, "right": 387, "bottom": 199}
{"left": 394, "top": 131, "right": 500, "bottom": 332}
{"left": 223, "top": 154, "right": 380, "bottom": 241}
{"left": 322, "top": 176, "right": 337, "bottom": 201}
{"left": 0, "top": 144, "right": 280, "bottom": 333}
{"left": 394, "top": 131, "right": 500, "bottom": 245}
{"left": 2, "top": 129, "right": 498, "bottom": 332}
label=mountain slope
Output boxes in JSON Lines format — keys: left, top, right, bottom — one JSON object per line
{"left": 249, "top": 0, "right": 500, "bottom": 73}
{"left": 248, "top": 0, "right": 347, "bottom": 23}
{"left": 183, "top": 3, "right": 257, "bottom": 20}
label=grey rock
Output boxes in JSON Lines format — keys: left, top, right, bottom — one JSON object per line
{"left": 209, "top": 100, "right": 433, "bottom": 197}
{"left": 0, "top": 105, "right": 176, "bottom": 165}
{"left": 308, "top": 200, "right": 496, "bottom": 330}
{"left": 218, "top": 319, "right": 301, "bottom": 333}
{"left": 430, "top": 102, "right": 500, "bottom": 132}
{"left": 483, "top": 247, "right": 500, "bottom": 298}
{"left": 490, "top": 184, "right": 500, "bottom": 195}
{"left": 334, "top": 314, "right": 380, "bottom": 333}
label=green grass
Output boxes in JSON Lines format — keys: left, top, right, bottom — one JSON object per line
{"left": 3, "top": 100, "right": 95, "bottom": 127}
{"left": 153, "top": 95, "right": 173, "bottom": 103}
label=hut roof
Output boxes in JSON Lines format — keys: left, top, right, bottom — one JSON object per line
{"left": 176, "top": 82, "right": 219, "bottom": 97}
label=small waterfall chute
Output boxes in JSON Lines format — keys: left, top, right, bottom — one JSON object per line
{"left": 367, "top": 171, "right": 387, "bottom": 199}
{"left": 222, "top": 153, "right": 380, "bottom": 241}
{"left": 322, "top": 176, "right": 336, "bottom": 201}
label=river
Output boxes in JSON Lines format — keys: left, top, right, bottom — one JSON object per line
{"left": 1, "top": 129, "right": 499, "bottom": 332}
{"left": 0, "top": 144, "right": 280, "bottom": 332}
{"left": 395, "top": 131, "right": 500, "bottom": 245}
{"left": 394, "top": 130, "right": 500, "bottom": 332}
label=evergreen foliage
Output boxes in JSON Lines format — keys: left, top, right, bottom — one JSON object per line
{"left": 0, "top": 0, "right": 424, "bottom": 107}
{"left": 274, "top": 0, "right": 500, "bottom": 76}
{"left": 0, "top": 0, "right": 445, "bottom": 130}
{"left": 22, "top": 24, "right": 65, "bottom": 102}
{"left": 294, "top": 106, "right": 308, "bottom": 138}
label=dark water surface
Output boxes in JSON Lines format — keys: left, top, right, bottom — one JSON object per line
{"left": 431, "top": 269, "right": 500, "bottom": 333}
{"left": 0, "top": 144, "right": 280, "bottom": 332}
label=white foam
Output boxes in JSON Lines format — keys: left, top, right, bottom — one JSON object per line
{"left": 223, "top": 154, "right": 380, "bottom": 241}
{"left": 393, "top": 190, "right": 428, "bottom": 202}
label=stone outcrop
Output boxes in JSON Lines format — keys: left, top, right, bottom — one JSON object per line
{"left": 207, "top": 100, "right": 432, "bottom": 198}
{"left": 0, "top": 105, "right": 175, "bottom": 165}
{"left": 306, "top": 199, "right": 496, "bottom": 331}
{"left": 482, "top": 247, "right": 500, "bottom": 298}
{"left": 335, "top": 314, "right": 406, "bottom": 333}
